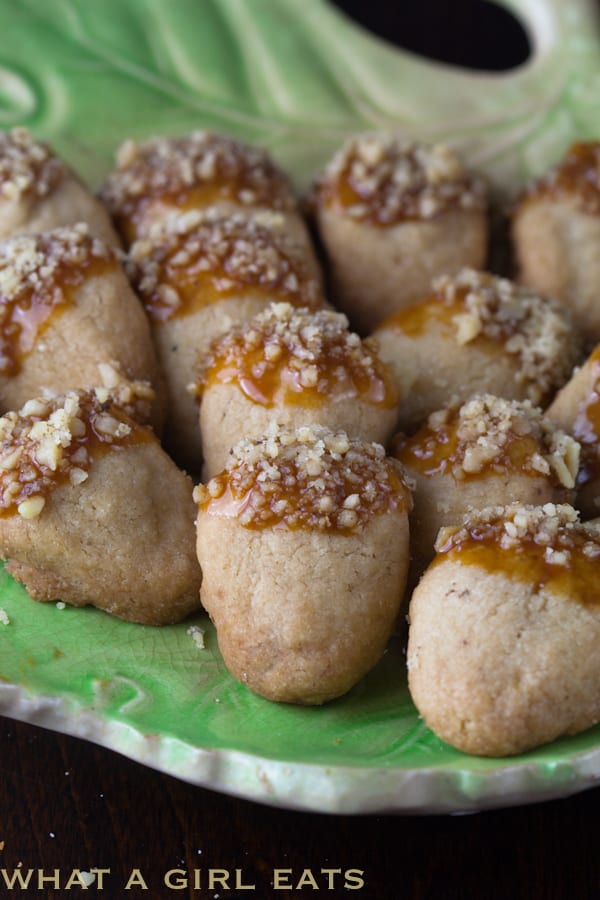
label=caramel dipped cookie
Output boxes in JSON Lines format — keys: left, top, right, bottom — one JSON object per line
{"left": 311, "top": 133, "right": 487, "bottom": 332}
{"left": 194, "top": 302, "right": 398, "bottom": 478}
{"left": 513, "top": 142, "right": 600, "bottom": 341}
{"left": 408, "top": 503, "right": 600, "bottom": 756}
{"left": 0, "top": 390, "right": 201, "bottom": 624}
{"left": 100, "top": 130, "right": 318, "bottom": 263}
{"left": 0, "top": 127, "right": 119, "bottom": 246}
{"left": 392, "top": 393, "right": 579, "bottom": 581}
{"left": 0, "top": 223, "right": 165, "bottom": 431}
{"left": 129, "top": 211, "right": 325, "bottom": 470}
{"left": 195, "top": 425, "right": 411, "bottom": 704}
{"left": 374, "top": 268, "right": 580, "bottom": 433}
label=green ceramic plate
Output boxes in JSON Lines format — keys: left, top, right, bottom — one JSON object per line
{"left": 1, "top": 0, "right": 600, "bottom": 814}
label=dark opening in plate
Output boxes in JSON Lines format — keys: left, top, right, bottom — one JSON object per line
{"left": 331, "top": 0, "right": 531, "bottom": 71}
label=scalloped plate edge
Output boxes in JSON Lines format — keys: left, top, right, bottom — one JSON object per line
{"left": 3, "top": 681, "right": 600, "bottom": 815}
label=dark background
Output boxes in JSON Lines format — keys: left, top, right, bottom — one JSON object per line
{"left": 3, "top": 4, "right": 598, "bottom": 899}
{"left": 334, "top": 0, "right": 531, "bottom": 71}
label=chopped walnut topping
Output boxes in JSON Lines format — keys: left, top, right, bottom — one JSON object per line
{"left": 313, "top": 133, "right": 486, "bottom": 225}
{"left": 192, "top": 301, "right": 397, "bottom": 407}
{"left": 0, "top": 224, "right": 116, "bottom": 375}
{"left": 433, "top": 269, "right": 579, "bottom": 403}
{"left": 394, "top": 394, "right": 579, "bottom": 488}
{"left": 100, "top": 131, "right": 296, "bottom": 223}
{"left": 435, "top": 503, "right": 600, "bottom": 575}
{"left": 193, "top": 423, "right": 411, "bottom": 532}
{"left": 0, "top": 127, "right": 66, "bottom": 201}
{"left": 127, "top": 210, "right": 321, "bottom": 320}
{"left": 0, "top": 389, "right": 152, "bottom": 518}
{"left": 520, "top": 142, "right": 600, "bottom": 215}
{"left": 96, "top": 362, "right": 155, "bottom": 424}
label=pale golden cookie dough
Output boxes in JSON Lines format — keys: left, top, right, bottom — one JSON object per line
{"left": 546, "top": 343, "right": 600, "bottom": 518}
{"left": 513, "top": 142, "right": 600, "bottom": 341}
{"left": 407, "top": 503, "right": 600, "bottom": 756}
{"left": 0, "top": 127, "right": 120, "bottom": 246}
{"left": 195, "top": 302, "right": 399, "bottom": 478}
{"left": 195, "top": 425, "right": 411, "bottom": 704}
{"left": 0, "top": 390, "right": 201, "bottom": 625}
{"left": 100, "top": 130, "right": 317, "bottom": 264}
{"left": 310, "top": 133, "right": 488, "bottom": 333}
{"left": 129, "top": 210, "right": 325, "bottom": 470}
{"left": 374, "top": 268, "right": 580, "bottom": 433}
{"left": 392, "top": 394, "right": 579, "bottom": 581}
{"left": 0, "top": 224, "right": 165, "bottom": 432}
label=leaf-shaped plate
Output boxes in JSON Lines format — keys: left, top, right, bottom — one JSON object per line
{"left": 1, "top": 0, "right": 600, "bottom": 814}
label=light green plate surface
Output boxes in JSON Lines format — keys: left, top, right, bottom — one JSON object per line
{"left": 1, "top": 0, "right": 600, "bottom": 814}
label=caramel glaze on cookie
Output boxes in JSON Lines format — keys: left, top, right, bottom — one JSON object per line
{"left": 408, "top": 503, "right": 600, "bottom": 756}
{"left": 0, "top": 127, "right": 120, "bottom": 245}
{"left": 194, "top": 302, "right": 398, "bottom": 478}
{"left": 195, "top": 425, "right": 412, "bottom": 704}
{"left": 0, "top": 389, "right": 201, "bottom": 624}
{"left": 311, "top": 133, "right": 488, "bottom": 332}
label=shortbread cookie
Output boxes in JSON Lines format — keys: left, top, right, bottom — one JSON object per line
{"left": 311, "top": 133, "right": 487, "bottom": 332}
{"left": 513, "top": 142, "right": 600, "bottom": 340}
{"left": 374, "top": 269, "right": 580, "bottom": 433}
{"left": 195, "top": 426, "right": 411, "bottom": 704}
{"left": 129, "top": 211, "right": 325, "bottom": 469}
{"left": 100, "top": 130, "right": 317, "bottom": 262}
{"left": 408, "top": 503, "right": 600, "bottom": 756}
{"left": 392, "top": 394, "right": 579, "bottom": 579}
{"left": 0, "top": 127, "right": 119, "bottom": 245}
{"left": 0, "top": 224, "right": 165, "bottom": 431}
{"left": 195, "top": 302, "right": 398, "bottom": 478}
{"left": 0, "top": 390, "right": 201, "bottom": 624}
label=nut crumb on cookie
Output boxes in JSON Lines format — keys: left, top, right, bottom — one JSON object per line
{"left": 0, "top": 389, "right": 153, "bottom": 518}
{"left": 393, "top": 394, "right": 579, "bottom": 488}
{"left": 312, "top": 133, "right": 486, "bottom": 225}
{"left": 128, "top": 210, "right": 321, "bottom": 320}
{"left": 101, "top": 131, "right": 296, "bottom": 231}
{"left": 434, "top": 503, "right": 600, "bottom": 605}
{"left": 194, "top": 424, "right": 411, "bottom": 532}
{"left": 388, "top": 269, "right": 578, "bottom": 404}
{"left": 520, "top": 141, "right": 600, "bottom": 215}
{"left": 0, "top": 224, "right": 116, "bottom": 375}
{"left": 0, "top": 127, "right": 65, "bottom": 202}
{"left": 193, "top": 301, "right": 397, "bottom": 407}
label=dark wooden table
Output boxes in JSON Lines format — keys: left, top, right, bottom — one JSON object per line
{"left": 1, "top": 715, "right": 599, "bottom": 899}
{"left": 2, "top": 4, "right": 597, "bottom": 898}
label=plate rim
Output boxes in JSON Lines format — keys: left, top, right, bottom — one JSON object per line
{"left": 3, "top": 680, "right": 600, "bottom": 815}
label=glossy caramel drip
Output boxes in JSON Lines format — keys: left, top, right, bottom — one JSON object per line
{"left": 103, "top": 133, "right": 295, "bottom": 244}
{"left": 198, "top": 454, "right": 408, "bottom": 533}
{"left": 201, "top": 330, "right": 398, "bottom": 409}
{"left": 0, "top": 392, "right": 154, "bottom": 517}
{"left": 433, "top": 525, "right": 600, "bottom": 607}
{"left": 376, "top": 292, "right": 465, "bottom": 338}
{"left": 393, "top": 418, "right": 543, "bottom": 480}
{"left": 521, "top": 142, "right": 600, "bottom": 215}
{"left": 130, "top": 215, "right": 322, "bottom": 323}
{"left": 140, "top": 249, "right": 318, "bottom": 323}
{"left": 0, "top": 235, "right": 116, "bottom": 377}
{"left": 118, "top": 183, "right": 265, "bottom": 246}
